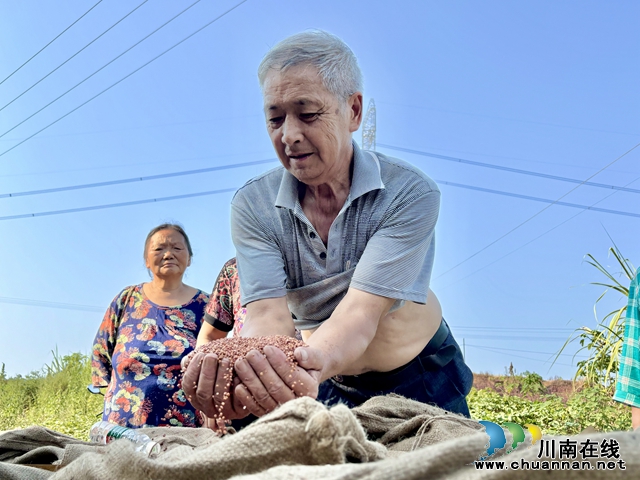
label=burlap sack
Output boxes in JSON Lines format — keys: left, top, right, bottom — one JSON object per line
{"left": 50, "top": 396, "right": 386, "bottom": 480}
{"left": 0, "top": 426, "right": 94, "bottom": 464}
{"left": 229, "top": 431, "right": 490, "bottom": 480}
{"left": 226, "top": 430, "right": 640, "bottom": 480}
{"left": 352, "top": 393, "right": 484, "bottom": 453}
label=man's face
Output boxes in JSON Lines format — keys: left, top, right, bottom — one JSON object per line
{"left": 263, "top": 65, "right": 362, "bottom": 186}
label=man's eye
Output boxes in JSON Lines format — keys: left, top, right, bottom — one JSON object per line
{"left": 269, "top": 116, "right": 283, "bottom": 125}
{"left": 300, "top": 113, "right": 319, "bottom": 121}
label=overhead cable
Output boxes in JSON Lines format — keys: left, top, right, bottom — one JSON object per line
{"left": 435, "top": 171, "right": 640, "bottom": 288}
{"left": 0, "top": 187, "right": 238, "bottom": 221}
{"left": 0, "top": 0, "right": 103, "bottom": 86}
{"left": 3, "top": 172, "right": 639, "bottom": 221}
{"left": 432, "top": 141, "right": 640, "bottom": 280}
{"left": 0, "top": 158, "right": 277, "bottom": 198}
{"left": 0, "top": 0, "right": 150, "bottom": 113}
{"left": 465, "top": 344, "right": 575, "bottom": 367}
{"left": 0, "top": 0, "right": 248, "bottom": 159}
{"left": 0, "top": 296, "right": 102, "bottom": 312}
{"left": 0, "top": 0, "right": 203, "bottom": 141}
{"left": 436, "top": 180, "right": 640, "bottom": 218}
{"left": 378, "top": 144, "right": 640, "bottom": 195}
{"left": 464, "top": 344, "right": 587, "bottom": 358}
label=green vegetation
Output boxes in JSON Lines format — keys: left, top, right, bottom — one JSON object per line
{"left": 468, "top": 383, "right": 631, "bottom": 436}
{"left": 0, "top": 352, "right": 632, "bottom": 438}
{"left": 0, "top": 351, "right": 103, "bottom": 440}
{"left": 557, "top": 245, "right": 635, "bottom": 391}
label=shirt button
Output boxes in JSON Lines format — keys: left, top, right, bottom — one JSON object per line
{"left": 320, "top": 252, "right": 326, "bottom": 260}
{"left": 309, "top": 232, "right": 316, "bottom": 239}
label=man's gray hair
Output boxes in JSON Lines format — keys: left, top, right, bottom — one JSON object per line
{"left": 258, "top": 30, "right": 363, "bottom": 102}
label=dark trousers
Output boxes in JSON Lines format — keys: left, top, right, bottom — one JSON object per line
{"left": 316, "top": 319, "right": 473, "bottom": 417}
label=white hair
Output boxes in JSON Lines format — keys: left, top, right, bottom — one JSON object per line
{"left": 258, "top": 30, "right": 363, "bottom": 102}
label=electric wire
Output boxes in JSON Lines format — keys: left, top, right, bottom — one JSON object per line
{"left": 0, "top": 158, "right": 277, "bottom": 198}
{"left": 0, "top": 0, "right": 248, "bottom": 159}
{"left": 465, "top": 344, "right": 575, "bottom": 367}
{"left": 432, "top": 141, "right": 640, "bottom": 280}
{"left": 0, "top": 187, "right": 238, "bottom": 221}
{"left": 4, "top": 163, "right": 638, "bottom": 220}
{"left": 435, "top": 180, "right": 640, "bottom": 218}
{"left": 5, "top": 158, "right": 640, "bottom": 218}
{"left": 0, "top": 0, "right": 204, "bottom": 141}
{"left": 464, "top": 344, "right": 588, "bottom": 358}
{"left": 436, "top": 172, "right": 640, "bottom": 289}
{"left": 0, "top": 296, "right": 102, "bottom": 312}
{"left": 379, "top": 144, "right": 640, "bottom": 195}
{"left": 0, "top": 0, "right": 150, "bottom": 114}
{"left": 0, "top": 0, "right": 103, "bottom": 86}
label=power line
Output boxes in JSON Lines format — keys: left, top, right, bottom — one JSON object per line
{"left": 435, "top": 180, "right": 640, "bottom": 218}
{"left": 0, "top": 296, "right": 103, "bottom": 312}
{"left": 455, "top": 326, "right": 574, "bottom": 331}
{"left": 379, "top": 144, "right": 640, "bottom": 195}
{"left": 464, "top": 344, "right": 588, "bottom": 358}
{"left": 0, "top": 187, "right": 238, "bottom": 221}
{"left": 4, "top": 160, "right": 639, "bottom": 220}
{"left": 0, "top": 0, "right": 150, "bottom": 114}
{"left": 0, "top": 0, "right": 203, "bottom": 141}
{"left": 436, "top": 172, "right": 640, "bottom": 290}
{"left": 0, "top": 1, "right": 103, "bottom": 86}
{"left": 465, "top": 344, "right": 575, "bottom": 367}
{"left": 458, "top": 334, "right": 569, "bottom": 341}
{"left": 0, "top": 158, "right": 276, "bottom": 198}
{"left": 433, "top": 141, "right": 640, "bottom": 280}
{"left": 0, "top": 0, "right": 249, "bottom": 159}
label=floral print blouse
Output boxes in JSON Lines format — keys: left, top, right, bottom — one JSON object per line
{"left": 204, "top": 258, "right": 246, "bottom": 337}
{"left": 91, "top": 285, "right": 208, "bottom": 428}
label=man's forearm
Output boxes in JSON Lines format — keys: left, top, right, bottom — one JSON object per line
{"left": 305, "top": 288, "right": 394, "bottom": 382}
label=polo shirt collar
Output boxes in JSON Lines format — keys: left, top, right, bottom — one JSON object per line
{"left": 274, "top": 141, "right": 385, "bottom": 210}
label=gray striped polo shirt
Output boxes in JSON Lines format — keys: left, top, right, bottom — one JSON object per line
{"left": 230, "top": 141, "right": 440, "bottom": 330}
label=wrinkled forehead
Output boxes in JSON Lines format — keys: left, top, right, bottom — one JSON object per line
{"left": 262, "top": 64, "right": 334, "bottom": 108}
{"left": 148, "top": 229, "right": 186, "bottom": 246}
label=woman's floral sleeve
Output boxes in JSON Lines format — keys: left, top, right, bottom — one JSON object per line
{"left": 91, "top": 287, "right": 132, "bottom": 387}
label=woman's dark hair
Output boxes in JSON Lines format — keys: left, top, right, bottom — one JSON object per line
{"left": 143, "top": 223, "right": 193, "bottom": 260}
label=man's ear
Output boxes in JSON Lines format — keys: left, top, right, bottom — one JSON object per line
{"left": 348, "top": 92, "right": 364, "bottom": 133}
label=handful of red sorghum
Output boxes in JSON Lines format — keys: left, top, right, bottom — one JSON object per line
{"left": 182, "top": 335, "right": 307, "bottom": 433}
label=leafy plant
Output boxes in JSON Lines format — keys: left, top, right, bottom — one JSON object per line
{"left": 468, "top": 386, "right": 631, "bottom": 435}
{"left": 556, "top": 243, "right": 635, "bottom": 391}
{"left": 519, "top": 371, "right": 546, "bottom": 396}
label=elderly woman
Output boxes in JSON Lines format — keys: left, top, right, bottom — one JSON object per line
{"left": 91, "top": 223, "right": 209, "bottom": 428}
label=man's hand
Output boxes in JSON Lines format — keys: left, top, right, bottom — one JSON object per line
{"left": 182, "top": 352, "right": 248, "bottom": 429}
{"left": 233, "top": 345, "right": 324, "bottom": 417}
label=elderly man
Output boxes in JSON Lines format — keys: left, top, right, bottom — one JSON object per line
{"left": 184, "top": 30, "right": 472, "bottom": 426}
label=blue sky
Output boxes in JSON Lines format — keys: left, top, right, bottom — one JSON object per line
{"left": 0, "top": 1, "right": 638, "bottom": 379}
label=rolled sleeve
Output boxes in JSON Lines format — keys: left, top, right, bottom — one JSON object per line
{"left": 350, "top": 189, "right": 440, "bottom": 304}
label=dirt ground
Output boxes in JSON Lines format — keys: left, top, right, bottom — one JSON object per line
{"left": 473, "top": 373, "right": 579, "bottom": 402}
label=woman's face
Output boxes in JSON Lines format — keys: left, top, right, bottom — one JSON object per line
{"left": 145, "top": 229, "right": 191, "bottom": 280}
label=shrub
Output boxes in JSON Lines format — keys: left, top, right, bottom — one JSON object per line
{"left": 467, "top": 386, "right": 631, "bottom": 435}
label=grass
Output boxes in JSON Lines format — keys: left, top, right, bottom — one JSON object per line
{"left": 0, "top": 352, "right": 103, "bottom": 440}
{"left": 0, "top": 352, "right": 632, "bottom": 439}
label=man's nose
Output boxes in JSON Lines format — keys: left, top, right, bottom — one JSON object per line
{"left": 281, "top": 116, "right": 303, "bottom": 145}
